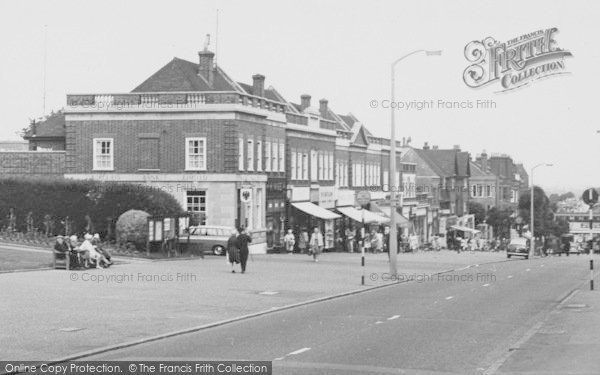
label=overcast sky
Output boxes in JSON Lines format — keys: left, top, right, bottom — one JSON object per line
{"left": 1, "top": 0, "right": 598, "bottom": 194}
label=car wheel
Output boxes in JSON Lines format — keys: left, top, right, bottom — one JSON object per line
{"left": 213, "top": 245, "right": 225, "bottom": 256}
{"left": 507, "top": 254, "right": 511, "bottom": 258}
{"left": 524, "top": 256, "right": 529, "bottom": 260}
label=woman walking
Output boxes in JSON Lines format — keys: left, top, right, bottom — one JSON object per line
{"left": 227, "top": 229, "right": 240, "bottom": 273}
{"left": 309, "top": 227, "right": 324, "bottom": 262}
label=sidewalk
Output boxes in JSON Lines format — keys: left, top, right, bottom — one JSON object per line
{"left": 496, "top": 288, "right": 600, "bottom": 374}
{"left": 0, "top": 247, "right": 506, "bottom": 361}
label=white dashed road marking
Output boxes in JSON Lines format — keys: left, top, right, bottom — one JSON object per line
{"left": 446, "top": 296, "right": 454, "bottom": 300}
{"left": 275, "top": 347, "right": 312, "bottom": 361}
{"left": 507, "top": 275, "right": 513, "bottom": 279}
{"left": 483, "top": 284, "right": 490, "bottom": 287}
{"left": 375, "top": 321, "right": 384, "bottom": 325}
{"left": 387, "top": 315, "right": 400, "bottom": 321}
{"left": 526, "top": 268, "right": 531, "bottom": 272}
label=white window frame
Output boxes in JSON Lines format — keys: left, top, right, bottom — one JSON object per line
{"left": 279, "top": 142, "right": 285, "bottom": 172}
{"left": 291, "top": 150, "right": 297, "bottom": 179}
{"left": 247, "top": 139, "right": 254, "bottom": 171}
{"left": 185, "top": 137, "right": 207, "bottom": 171}
{"left": 318, "top": 153, "right": 324, "bottom": 180}
{"left": 256, "top": 141, "right": 262, "bottom": 171}
{"left": 264, "top": 141, "right": 271, "bottom": 172}
{"left": 93, "top": 138, "right": 114, "bottom": 171}
{"left": 302, "top": 153, "right": 309, "bottom": 180}
{"left": 272, "top": 142, "right": 278, "bottom": 172}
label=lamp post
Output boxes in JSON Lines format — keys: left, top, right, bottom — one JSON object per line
{"left": 389, "top": 50, "right": 441, "bottom": 276}
{"left": 529, "top": 163, "right": 553, "bottom": 259}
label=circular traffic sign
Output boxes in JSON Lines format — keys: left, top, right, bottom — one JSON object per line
{"left": 582, "top": 188, "right": 599, "bottom": 206}
{"left": 356, "top": 190, "right": 371, "bottom": 206}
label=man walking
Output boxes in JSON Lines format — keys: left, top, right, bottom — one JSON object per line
{"left": 237, "top": 227, "right": 252, "bottom": 273}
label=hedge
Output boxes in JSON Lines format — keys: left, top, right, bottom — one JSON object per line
{"left": 0, "top": 177, "right": 185, "bottom": 239}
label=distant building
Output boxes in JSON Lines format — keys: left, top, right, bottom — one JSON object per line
{"left": 0, "top": 140, "right": 29, "bottom": 151}
{"left": 21, "top": 111, "right": 66, "bottom": 151}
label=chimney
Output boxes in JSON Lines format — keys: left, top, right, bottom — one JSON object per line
{"left": 402, "top": 137, "right": 406, "bottom": 146}
{"left": 478, "top": 149, "right": 488, "bottom": 170}
{"left": 319, "top": 99, "right": 329, "bottom": 117}
{"left": 198, "top": 49, "right": 215, "bottom": 87}
{"left": 453, "top": 144, "right": 461, "bottom": 151}
{"left": 300, "top": 94, "right": 311, "bottom": 111}
{"left": 30, "top": 119, "right": 37, "bottom": 136}
{"left": 423, "top": 142, "right": 430, "bottom": 150}
{"left": 432, "top": 145, "right": 439, "bottom": 150}
{"left": 252, "top": 74, "right": 265, "bottom": 97}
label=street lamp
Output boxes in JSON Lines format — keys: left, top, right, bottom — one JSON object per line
{"left": 389, "top": 49, "right": 442, "bottom": 276}
{"left": 529, "top": 163, "right": 553, "bottom": 258}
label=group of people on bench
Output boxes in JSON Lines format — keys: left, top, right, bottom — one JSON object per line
{"left": 54, "top": 233, "right": 112, "bottom": 269}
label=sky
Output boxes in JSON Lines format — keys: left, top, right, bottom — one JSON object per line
{"left": 1, "top": 0, "right": 599, "bottom": 194}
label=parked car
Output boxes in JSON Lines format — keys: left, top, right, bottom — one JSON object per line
{"left": 507, "top": 237, "right": 529, "bottom": 259}
{"left": 186, "top": 225, "right": 235, "bottom": 256}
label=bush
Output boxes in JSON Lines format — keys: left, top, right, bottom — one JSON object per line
{"left": 115, "top": 209, "right": 150, "bottom": 249}
{"left": 0, "top": 177, "right": 184, "bottom": 238}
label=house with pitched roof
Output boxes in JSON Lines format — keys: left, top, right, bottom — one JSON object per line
{"left": 468, "top": 151, "right": 500, "bottom": 210}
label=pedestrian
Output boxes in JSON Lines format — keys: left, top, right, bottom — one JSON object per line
{"left": 227, "top": 229, "right": 240, "bottom": 273}
{"left": 92, "top": 233, "right": 112, "bottom": 266}
{"left": 236, "top": 227, "right": 252, "bottom": 273}
{"left": 383, "top": 226, "right": 390, "bottom": 253}
{"left": 283, "top": 229, "right": 295, "bottom": 254}
{"left": 298, "top": 228, "right": 309, "bottom": 254}
{"left": 363, "top": 230, "right": 371, "bottom": 253}
{"left": 346, "top": 227, "right": 355, "bottom": 253}
{"left": 309, "top": 226, "right": 324, "bottom": 262}
{"left": 375, "top": 230, "right": 383, "bottom": 253}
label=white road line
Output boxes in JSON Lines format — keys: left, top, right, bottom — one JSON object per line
{"left": 540, "top": 265, "right": 545, "bottom": 267}
{"left": 445, "top": 296, "right": 454, "bottom": 300}
{"left": 375, "top": 321, "right": 384, "bottom": 325}
{"left": 526, "top": 268, "right": 531, "bottom": 272}
{"left": 387, "top": 315, "right": 400, "bottom": 320}
{"left": 507, "top": 275, "right": 513, "bottom": 278}
{"left": 288, "top": 347, "right": 311, "bottom": 356}
{"left": 483, "top": 284, "right": 490, "bottom": 287}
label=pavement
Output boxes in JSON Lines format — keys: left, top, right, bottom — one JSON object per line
{"left": 0, "top": 244, "right": 509, "bottom": 361}
{"left": 82, "top": 255, "right": 598, "bottom": 375}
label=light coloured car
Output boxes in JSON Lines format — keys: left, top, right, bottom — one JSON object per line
{"left": 186, "top": 225, "right": 236, "bottom": 256}
{"left": 507, "top": 237, "right": 529, "bottom": 259}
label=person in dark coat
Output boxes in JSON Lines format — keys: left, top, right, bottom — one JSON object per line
{"left": 227, "top": 229, "right": 240, "bottom": 273}
{"left": 237, "top": 227, "right": 252, "bottom": 273}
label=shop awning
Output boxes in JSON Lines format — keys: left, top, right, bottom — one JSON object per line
{"left": 337, "top": 206, "right": 390, "bottom": 224}
{"left": 378, "top": 207, "right": 412, "bottom": 228}
{"left": 450, "top": 225, "right": 480, "bottom": 234}
{"left": 291, "top": 202, "right": 341, "bottom": 220}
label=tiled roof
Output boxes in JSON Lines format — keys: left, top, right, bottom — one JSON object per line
{"left": 415, "top": 149, "right": 471, "bottom": 177}
{"left": 132, "top": 57, "right": 237, "bottom": 92}
{"left": 23, "top": 111, "right": 65, "bottom": 139}
{"left": 469, "top": 160, "right": 496, "bottom": 178}
{"left": 237, "top": 82, "right": 282, "bottom": 102}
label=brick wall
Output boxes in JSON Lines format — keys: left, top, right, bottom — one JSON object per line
{"left": 0, "top": 151, "right": 65, "bottom": 177}
{"left": 65, "top": 116, "right": 283, "bottom": 174}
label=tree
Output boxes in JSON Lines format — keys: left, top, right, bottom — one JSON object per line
{"left": 486, "top": 206, "right": 513, "bottom": 240}
{"left": 518, "top": 186, "right": 558, "bottom": 238}
{"left": 467, "top": 201, "right": 486, "bottom": 226}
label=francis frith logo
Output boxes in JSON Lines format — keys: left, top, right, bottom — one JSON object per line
{"left": 463, "top": 28, "right": 573, "bottom": 92}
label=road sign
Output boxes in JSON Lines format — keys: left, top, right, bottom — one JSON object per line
{"left": 582, "top": 188, "right": 599, "bottom": 206}
{"left": 240, "top": 188, "right": 252, "bottom": 203}
{"left": 356, "top": 190, "right": 371, "bottom": 206}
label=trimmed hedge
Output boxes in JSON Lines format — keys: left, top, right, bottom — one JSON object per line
{"left": 0, "top": 177, "right": 184, "bottom": 239}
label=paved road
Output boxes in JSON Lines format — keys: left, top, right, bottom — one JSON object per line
{"left": 86, "top": 256, "right": 589, "bottom": 374}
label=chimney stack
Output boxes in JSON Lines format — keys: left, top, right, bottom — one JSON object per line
{"left": 252, "top": 74, "right": 265, "bottom": 97}
{"left": 453, "top": 144, "right": 461, "bottom": 151}
{"left": 319, "top": 99, "right": 329, "bottom": 117}
{"left": 478, "top": 149, "right": 488, "bottom": 170}
{"left": 423, "top": 142, "right": 430, "bottom": 150}
{"left": 198, "top": 49, "right": 215, "bottom": 87}
{"left": 300, "top": 94, "right": 311, "bottom": 111}
{"left": 432, "top": 145, "right": 439, "bottom": 150}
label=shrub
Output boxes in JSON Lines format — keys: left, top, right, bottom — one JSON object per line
{"left": 115, "top": 209, "right": 150, "bottom": 249}
{"left": 0, "top": 177, "right": 184, "bottom": 238}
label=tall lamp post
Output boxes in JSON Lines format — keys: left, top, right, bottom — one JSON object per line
{"left": 389, "top": 50, "right": 441, "bottom": 276}
{"left": 529, "top": 163, "right": 553, "bottom": 258}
